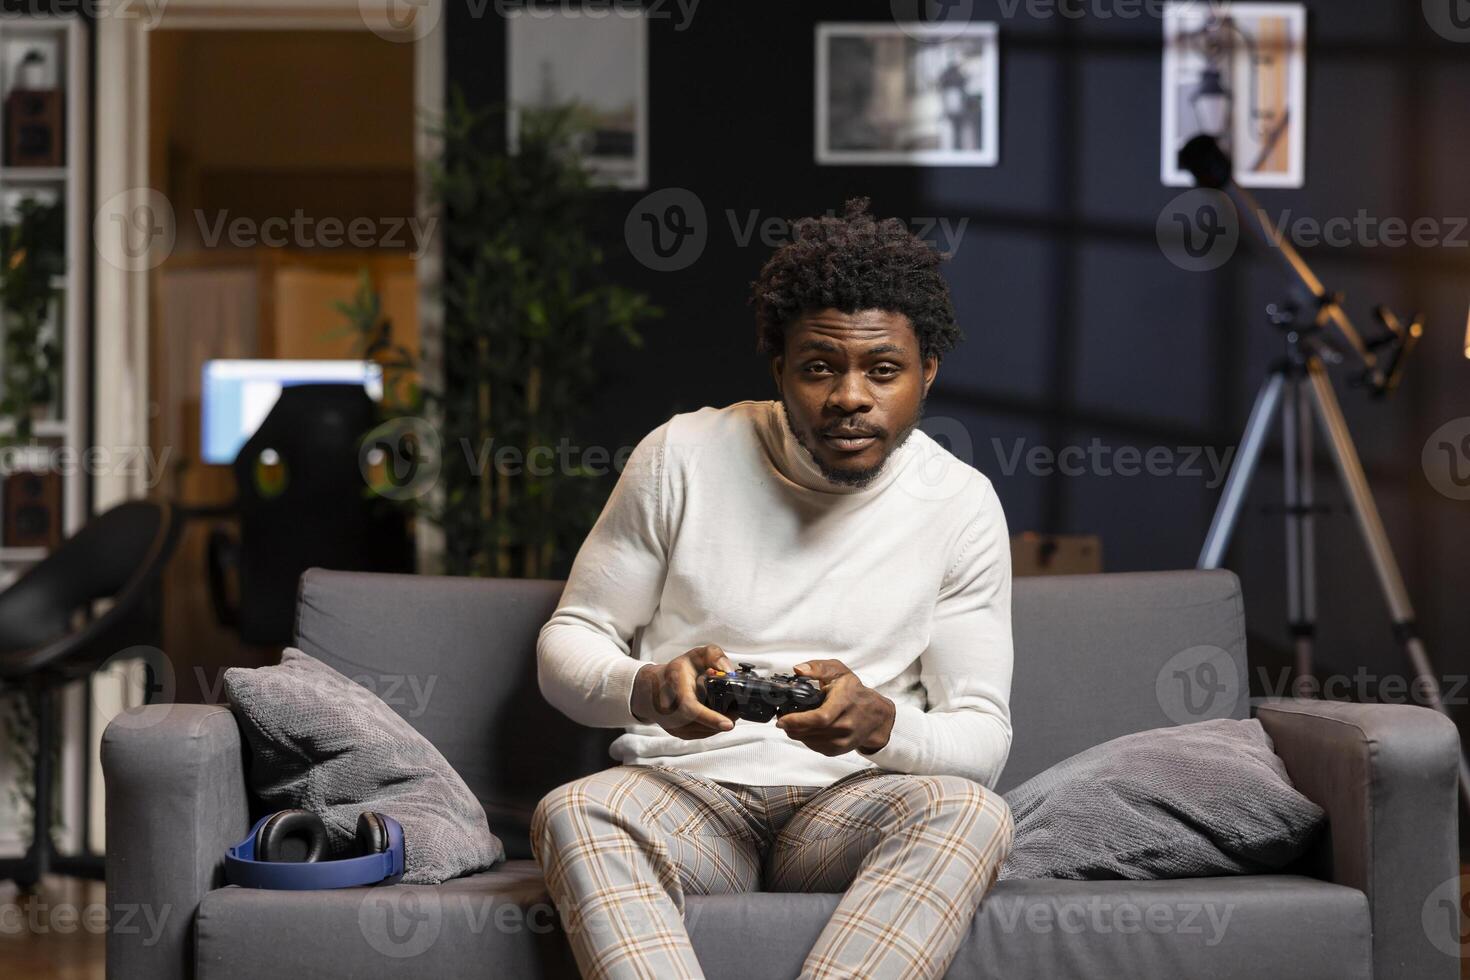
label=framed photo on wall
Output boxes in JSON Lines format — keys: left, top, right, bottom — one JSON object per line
{"left": 506, "top": 6, "right": 648, "bottom": 189}
{"left": 816, "top": 21, "right": 1000, "bottom": 167}
{"left": 1161, "top": 1, "right": 1307, "bottom": 188}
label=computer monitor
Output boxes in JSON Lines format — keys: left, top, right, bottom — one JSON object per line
{"left": 201, "top": 359, "right": 385, "bottom": 465}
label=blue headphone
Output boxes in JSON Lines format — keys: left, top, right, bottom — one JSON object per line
{"left": 225, "top": 809, "right": 405, "bottom": 890}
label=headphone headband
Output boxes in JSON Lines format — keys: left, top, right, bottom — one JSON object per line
{"left": 225, "top": 812, "right": 406, "bottom": 890}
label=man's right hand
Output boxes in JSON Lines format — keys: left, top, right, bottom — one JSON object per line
{"left": 630, "top": 644, "right": 738, "bottom": 739}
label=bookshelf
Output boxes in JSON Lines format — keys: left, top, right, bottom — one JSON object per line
{"left": 0, "top": 13, "right": 89, "bottom": 859}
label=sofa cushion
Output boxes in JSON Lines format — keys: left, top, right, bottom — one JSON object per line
{"left": 196, "top": 866, "right": 1369, "bottom": 980}
{"left": 294, "top": 570, "right": 615, "bottom": 861}
{"left": 223, "top": 646, "right": 504, "bottom": 885}
{"left": 999, "top": 718, "right": 1325, "bottom": 881}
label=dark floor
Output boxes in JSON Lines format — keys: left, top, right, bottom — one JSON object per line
{"left": 0, "top": 875, "right": 106, "bottom": 980}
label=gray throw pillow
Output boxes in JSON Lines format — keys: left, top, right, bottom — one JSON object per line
{"left": 998, "top": 718, "right": 1324, "bottom": 881}
{"left": 224, "top": 647, "right": 504, "bottom": 885}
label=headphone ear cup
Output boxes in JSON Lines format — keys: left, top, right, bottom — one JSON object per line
{"left": 355, "top": 811, "right": 391, "bottom": 856}
{"left": 256, "top": 810, "right": 329, "bottom": 863}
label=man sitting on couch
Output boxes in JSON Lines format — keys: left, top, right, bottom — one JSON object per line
{"left": 534, "top": 198, "right": 1015, "bottom": 980}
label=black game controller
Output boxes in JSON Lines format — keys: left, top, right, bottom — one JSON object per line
{"left": 698, "top": 663, "right": 825, "bottom": 723}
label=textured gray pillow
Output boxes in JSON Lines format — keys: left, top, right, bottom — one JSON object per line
{"left": 999, "top": 718, "right": 1324, "bottom": 881}
{"left": 224, "top": 647, "right": 504, "bottom": 884}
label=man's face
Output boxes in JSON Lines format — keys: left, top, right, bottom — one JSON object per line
{"left": 771, "top": 308, "right": 939, "bottom": 489}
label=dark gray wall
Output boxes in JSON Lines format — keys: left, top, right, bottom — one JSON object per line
{"left": 448, "top": 1, "right": 1470, "bottom": 794}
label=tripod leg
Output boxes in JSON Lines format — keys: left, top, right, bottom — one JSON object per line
{"left": 1297, "top": 381, "right": 1318, "bottom": 693}
{"left": 1281, "top": 376, "right": 1316, "bottom": 697}
{"left": 1305, "top": 358, "right": 1470, "bottom": 813}
{"left": 1200, "top": 371, "right": 1284, "bottom": 569}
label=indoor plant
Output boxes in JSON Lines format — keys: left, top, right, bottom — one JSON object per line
{"left": 0, "top": 195, "right": 64, "bottom": 441}
{"left": 418, "top": 89, "right": 661, "bottom": 579}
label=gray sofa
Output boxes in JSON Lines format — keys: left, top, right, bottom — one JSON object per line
{"left": 103, "top": 568, "right": 1461, "bottom": 979}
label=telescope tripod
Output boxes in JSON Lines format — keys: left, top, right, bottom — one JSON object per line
{"left": 1198, "top": 299, "right": 1470, "bottom": 812}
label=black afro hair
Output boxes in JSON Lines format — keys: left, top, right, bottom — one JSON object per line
{"left": 748, "top": 197, "right": 962, "bottom": 363}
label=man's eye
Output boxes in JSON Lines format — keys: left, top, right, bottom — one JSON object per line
{"left": 872, "top": 365, "right": 900, "bottom": 378}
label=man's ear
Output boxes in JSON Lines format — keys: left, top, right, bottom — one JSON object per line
{"left": 770, "top": 355, "right": 784, "bottom": 396}
{"left": 922, "top": 354, "right": 938, "bottom": 396}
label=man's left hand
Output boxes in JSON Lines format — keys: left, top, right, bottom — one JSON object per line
{"left": 775, "top": 659, "right": 895, "bottom": 756}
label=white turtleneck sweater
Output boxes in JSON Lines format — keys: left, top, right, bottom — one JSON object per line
{"left": 536, "top": 399, "right": 1014, "bottom": 789}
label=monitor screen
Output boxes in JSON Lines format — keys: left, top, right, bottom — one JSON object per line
{"left": 201, "top": 359, "right": 385, "bottom": 465}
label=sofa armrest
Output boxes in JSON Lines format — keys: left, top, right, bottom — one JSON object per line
{"left": 102, "top": 704, "right": 250, "bottom": 980}
{"left": 1252, "top": 696, "right": 1461, "bottom": 980}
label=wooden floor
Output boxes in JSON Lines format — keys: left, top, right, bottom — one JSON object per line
{"left": 2, "top": 868, "right": 1468, "bottom": 978}
{"left": 0, "top": 875, "right": 106, "bottom": 980}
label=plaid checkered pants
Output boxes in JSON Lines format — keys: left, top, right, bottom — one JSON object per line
{"left": 531, "top": 763, "right": 1014, "bottom": 980}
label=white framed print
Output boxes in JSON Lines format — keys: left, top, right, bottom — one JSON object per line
{"left": 507, "top": 6, "right": 648, "bottom": 190}
{"left": 1161, "top": 1, "right": 1307, "bottom": 188}
{"left": 816, "top": 21, "right": 1000, "bottom": 167}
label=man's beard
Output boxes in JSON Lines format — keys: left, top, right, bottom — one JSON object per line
{"left": 780, "top": 390, "right": 927, "bottom": 489}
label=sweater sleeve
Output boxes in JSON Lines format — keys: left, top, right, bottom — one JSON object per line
{"left": 862, "top": 477, "right": 1014, "bottom": 788}
{"left": 536, "top": 421, "right": 671, "bottom": 728}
